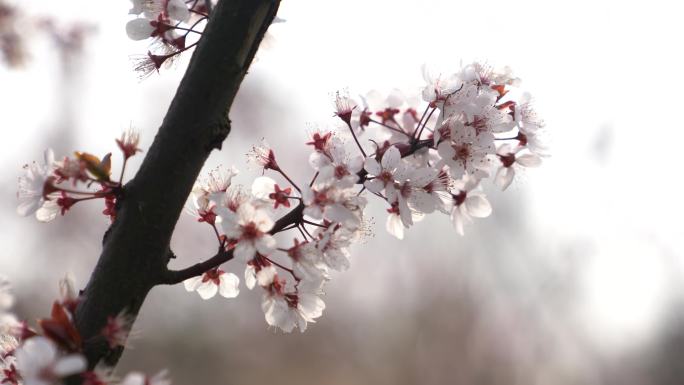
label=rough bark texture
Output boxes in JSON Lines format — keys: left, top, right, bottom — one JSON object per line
{"left": 72, "top": 0, "right": 280, "bottom": 372}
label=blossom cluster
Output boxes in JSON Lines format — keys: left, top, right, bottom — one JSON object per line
{"left": 0, "top": 276, "right": 170, "bottom": 385}
{"left": 179, "top": 61, "right": 546, "bottom": 332}
{"left": 126, "top": 0, "right": 206, "bottom": 77}
{"left": 125, "top": 0, "right": 284, "bottom": 78}
{"left": 16, "top": 62, "right": 546, "bottom": 335}
{"left": 16, "top": 129, "right": 141, "bottom": 223}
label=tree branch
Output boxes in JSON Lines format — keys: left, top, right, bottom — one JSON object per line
{"left": 160, "top": 249, "right": 234, "bottom": 285}
{"left": 161, "top": 203, "right": 305, "bottom": 283}
{"left": 71, "top": 0, "right": 281, "bottom": 373}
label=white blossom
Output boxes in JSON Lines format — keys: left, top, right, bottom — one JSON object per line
{"left": 17, "top": 149, "right": 59, "bottom": 222}
{"left": 494, "top": 143, "right": 542, "bottom": 190}
{"left": 220, "top": 202, "right": 276, "bottom": 261}
{"left": 363, "top": 146, "right": 407, "bottom": 197}
{"left": 15, "top": 337, "right": 87, "bottom": 385}
{"left": 262, "top": 276, "right": 326, "bottom": 333}
{"left": 448, "top": 176, "right": 492, "bottom": 235}
{"left": 437, "top": 120, "right": 494, "bottom": 179}
{"left": 184, "top": 269, "right": 240, "bottom": 299}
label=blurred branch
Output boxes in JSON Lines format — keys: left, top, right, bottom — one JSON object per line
{"left": 70, "top": 0, "right": 281, "bottom": 375}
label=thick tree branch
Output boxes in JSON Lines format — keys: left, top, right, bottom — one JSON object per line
{"left": 71, "top": 0, "right": 280, "bottom": 373}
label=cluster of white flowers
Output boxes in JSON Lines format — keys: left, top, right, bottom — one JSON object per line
{"left": 0, "top": 276, "right": 173, "bottom": 385}
{"left": 16, "top": 62, "right": 545, "bottom": 337}
{"left": 16, "top": 149, "right": 60, "bottom": 223}
{"left": 184, "top": 160, "right": 363, "bottom": 332}
{"left": 124, "top": 0, "right": 285, "bottom": 77}
{"left": 181, "top": 61, "right": 546, "bottom": 333}
{"left": 125, "top": 0, "right": 190, "bottom": 41}
{"left": 16, "top": 131, "right": 142, "bottom": 223}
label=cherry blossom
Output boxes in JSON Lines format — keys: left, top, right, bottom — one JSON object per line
{"left": 287, "top": 239, "right": 327, "bottom": 281}
{"left": 448, "top": 176, "right": 492, "bottom": 235}
{"left": 15, "top": 336, "right": 86, "bottom": 385}
{"left": 251, "top": 176, "right": 292, "bottom": 209}
{"left": 183, "top": 269, "right": 240, "bottom": 299}
{"left": 309, "top": 137, "right": 363, "bottom": 188}
{"left": 128, "top": 0, "right": 190, "bottom": 23}
{"left": 17, "top": 149, "right": 59, "bottom": 222}
{"left": 421, "top": 64, "right": 463, "bottom": 108}
{"left": 302, "top": 185, "right": 361, "bottom": 229}
{"left": 261, "top": 276, "right": 326, "bottom": 333}
{"left": 436, "top": 119, "right": 494, "bottom": 179}
{"left": 19, "top": 61, "right": 547, "bottom": 338}
{"left": 220, "top": 202, "right": 276, "bottom": 261}
{"left": 244, "top": 255, "right": 277, "bottom": 290}
{"left": 494, "top": 143, "right": 542, "bottom": 190}
{"left": 363, "top": 145, "right": 407, "bottom": 197}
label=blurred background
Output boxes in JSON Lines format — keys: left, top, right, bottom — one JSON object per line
{"left": 2, "top": 0, "right": 684, "bottom": 384}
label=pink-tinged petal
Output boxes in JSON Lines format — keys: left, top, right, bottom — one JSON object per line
{"left": 234, "top": 242, "right": 256, "bottom": 262}
{"left": 309, "top": 151, "right": 330, "bottom": 170}
{"left": 254, "top": 210, "right": 275, "bottom": 232}
{"left": 410, "top": 190, "right": 436, "bottom": 214}
{"left": 347, "top": 156, "right": 364, "bottom": 173}
{"left": 323, "top": 248, "right": 350, "bottom": 271}
{"left": 35, "top": 201, "right": 59, "bottom": 223}
{"left": 324, "top": 204, "right": 356, "bottom": 226}
{"left": 450, "top": 208, "right": 465, "bottom": 236}
{"left": 251, "top": 176, "right": 276, "bottom": 200}
{"left": 386, "top": 214, "right": 404, "bottom": 240}
{"left": 298, "top": 293, "right": 325, "bottom": 320}
{"left": 53, "top": 355, "right": 87, "bottom": 377}
{"left": 183, "top": 276, "right": 203, "bottom": 292}
{"left": 236, "top": 202, "right": 256, "bottom": 223}
{"left": 466, "top": 195, "right": 492, "bottom": 218}
{"left": 497, "top": 143, "right": 513, "bottom": 155}
{"left": 218, "top": 273, "right": 240, "bottom": 298}
{"left": 363, "top": 157, "right": 381, "bottom": 175}
{"left": 17, "top": 198, "right": 40, "bottom": 217}
{"left": 365, "top": 179, "right": 384, "bottom": 194}
{"left": 245, "top": 265, "right": 257, "bottom": 290}
{"left": 303, "top": 205, "right": 323, "bottom": 220}
{"left": 381, "top": 146, "right": 400, "bottom": 169}
{"left": 167, "top": 0, "right": 190, "bottom": 21}
{"left": 256, "top": 265, "right": 277, "bottom": 287}
{"left": 265, "top": 298, "right": 296, "bottom": 333}
{"left": 125, "top": 18, "right": 155, "bottom": 41}
{"left": 410, "top": 167, "right": 438, "bottom": 187}
{"left": 16, "top": 337, "right": 57, "bottom": 374}
{"left": 296, "top": 315, "right": 308, "bottom": 333}
{"left": 517, "top": 153, "right": 542, "bottom": 167}
{"left": 197, "top": 281, "right": 218, "bottom": 299}
{"left": 398, "top": 199, "right": 413, "bottom": 227}
{"left": 255, "top": 235, "right": 276, "bottom": 255}
{"left": 437, "top": 141, "right": 455, "bottom": 160}
{"left": 495, "top": 166, "right": 515, "bottom": 191}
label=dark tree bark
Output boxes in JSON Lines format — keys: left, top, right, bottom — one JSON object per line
{"left": 72, "top": 0, "right": 281, "bottom": 372}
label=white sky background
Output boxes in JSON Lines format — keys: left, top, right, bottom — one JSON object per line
{"left": 1, "top": 0, "right": 684, "bottom": 367}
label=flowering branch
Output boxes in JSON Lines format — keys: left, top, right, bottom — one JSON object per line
{"left": 10, "top": 0, "right": 549, "bottom": 381}
{"left": 68, "top": 0, "right": 281, "bottom": 373}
